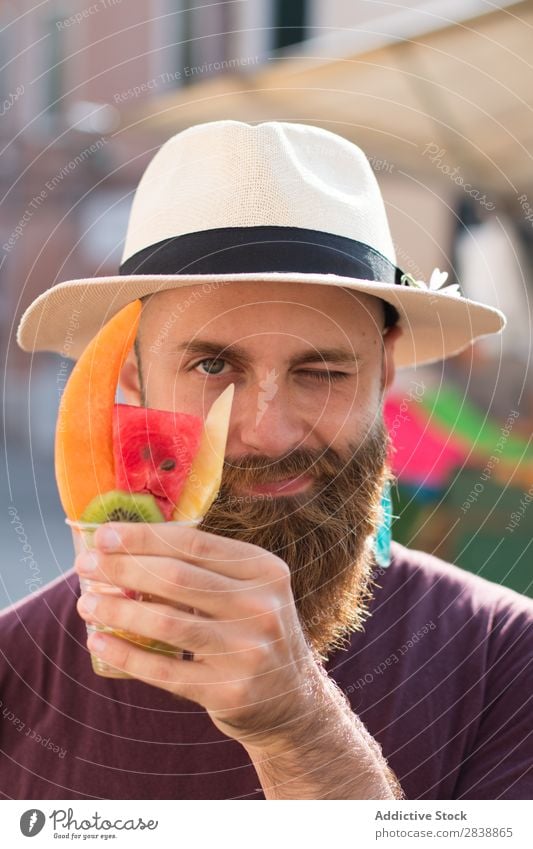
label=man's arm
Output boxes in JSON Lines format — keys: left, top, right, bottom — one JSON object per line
{"left": 243, "top": 660, "right": 404, "bottom": 800}
{"left": 75, "top": 522, "right": 403, "bottom": 799}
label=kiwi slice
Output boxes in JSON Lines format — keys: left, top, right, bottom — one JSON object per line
{"left": 80, "top": 490, "right": 164, "bottom": 524}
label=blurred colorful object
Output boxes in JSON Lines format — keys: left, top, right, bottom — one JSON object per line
{"left": 384, "top": 382, "right": 533, "bottom": 597}
{"left": 384, "top": 383, "right": 533, "bottom": 488}
{"left": 423, "top": 385, "right": 533, "bottom": 486}
{"left": 384, "top": 395, "right": 467, "bottom": 488}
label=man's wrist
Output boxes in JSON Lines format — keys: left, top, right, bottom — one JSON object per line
{"left": 241, "top": 652, "right": 333, "bottom": 757}
{"left": 242, "top": 660, "right": 402, "bottom": 799}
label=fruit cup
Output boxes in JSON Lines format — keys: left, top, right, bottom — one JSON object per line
{"left": 54, "top": 299, "right": 233, "bottom": 678}
{"left": 67, "top": 518, "right": 201, "bottom": 679}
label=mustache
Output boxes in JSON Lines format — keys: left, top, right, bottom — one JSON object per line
{"left": 220, "top": 439, "right": 385, "bottom": 490}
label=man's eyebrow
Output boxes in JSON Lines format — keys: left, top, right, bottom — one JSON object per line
{"left": 170, "top": 339, "right": 361, "bottom": 366}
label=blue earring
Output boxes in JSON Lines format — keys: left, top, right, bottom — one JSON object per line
{"left": 374, "top": 479, "right": 393, "bottom": 568}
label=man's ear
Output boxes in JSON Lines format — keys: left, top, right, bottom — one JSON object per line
{"left": 118, "top": 346, "right": 142, "bottom": 406}
{"left": 381, "top": 324, "right": 402, "bottom": 393}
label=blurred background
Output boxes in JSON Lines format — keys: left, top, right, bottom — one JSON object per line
{"left": 1, "top": 0, "right": 532, "bottom": 608}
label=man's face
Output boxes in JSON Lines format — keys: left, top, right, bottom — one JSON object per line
{"left": 120, "top": 281, "right": 401, "bottom": 658}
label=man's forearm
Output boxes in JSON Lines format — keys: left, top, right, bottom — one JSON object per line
{"left": 244, "top": 664, "right": 403, "bottom": 800}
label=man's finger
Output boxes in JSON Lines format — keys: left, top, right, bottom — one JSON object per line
{"left": 93, "top": 522, "right": 269, "bottom": 579}
{"left": 77, "top": 593, "right": 221, "bottom": 656}
{"left": 75, "top": 552, "right": 240, "bottom": 617}
{"left": 86, "top": 630, "right": 209, "bottom": 698}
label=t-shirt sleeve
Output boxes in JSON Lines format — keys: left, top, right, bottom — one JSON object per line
{"left": 453, "top": 591, "right": 533, "bottom": 799}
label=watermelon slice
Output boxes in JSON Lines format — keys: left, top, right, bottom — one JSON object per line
{"left": 113, "top": 404, "right": 203, "bottom": 520}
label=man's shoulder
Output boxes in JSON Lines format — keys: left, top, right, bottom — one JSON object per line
{"left": 345, "top": 544, "right": 533, "bottom": 800}
{"left": 0, "top": 569, "right": 79, "bottom": 646}
{"left": 386, "top": 540, "right": 533, "bottom": 633}
{"left": 389, "top": 540, "right": 533, "bottom": 603}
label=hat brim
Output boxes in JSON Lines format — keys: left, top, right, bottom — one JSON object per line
{"left": 16, "top": 272, "right": 506, "bottom": 368}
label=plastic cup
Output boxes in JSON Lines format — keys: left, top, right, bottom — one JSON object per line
{"left": 67, "top": 517, "right": 201, "bottom": 679}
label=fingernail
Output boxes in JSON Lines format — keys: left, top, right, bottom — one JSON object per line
{"left": 79, "top": 593, "right": 98, "bottom": 614}
{"left": 95, "top": 527, "right": 122, "bottom": 551}
{"left": 88, "top": 633, "right": 107, "bottom": 654}
{"left": 77, "top": 551, "right": 98, "bottom": 573}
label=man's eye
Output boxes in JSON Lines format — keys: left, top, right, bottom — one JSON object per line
{"left": 298, "top": 370, "right": 349, "bottom": 383}
{"left": 193, "top": 358, "right": 228, "bottom": 376}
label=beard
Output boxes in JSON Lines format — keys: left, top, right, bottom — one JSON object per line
{"left": 199, "top": 415, "right": 392, "bottom": 660}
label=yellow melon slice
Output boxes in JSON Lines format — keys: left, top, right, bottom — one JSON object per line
{"left": 172, "top": 383, "right": 235, "bottom": 522}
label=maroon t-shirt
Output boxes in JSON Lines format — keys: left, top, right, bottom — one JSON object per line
{"left": 1, "top": 541, "right": 531, "bottom": 800}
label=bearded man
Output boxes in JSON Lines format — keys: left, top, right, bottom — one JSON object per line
{"left": 5, "top": 121, "right": 532, "bottom": 800}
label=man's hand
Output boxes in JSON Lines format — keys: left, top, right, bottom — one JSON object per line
{"left": 75, "top": 522, "right": 315, "bottom": 746}
{"left": 75, "top": 522, "right": 402, "bottom": 798}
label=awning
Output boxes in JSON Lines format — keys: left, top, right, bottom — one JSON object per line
{"left": 120, "top": 1, "right": 532, "bottom": 194}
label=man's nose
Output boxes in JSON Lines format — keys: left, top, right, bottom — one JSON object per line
{"left": 227, "top": 379, "right": 308, "bottom": 456}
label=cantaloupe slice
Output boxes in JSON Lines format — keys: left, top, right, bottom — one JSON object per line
{"left": 55, "top": 300, "right": 142, "bottom": 520}
{"left": 173, "top": 383, "right": 235, "bottom": 522}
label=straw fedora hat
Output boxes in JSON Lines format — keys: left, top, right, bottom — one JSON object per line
{"left": 17, "top": 120, "right": 505, "bottom": 366}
